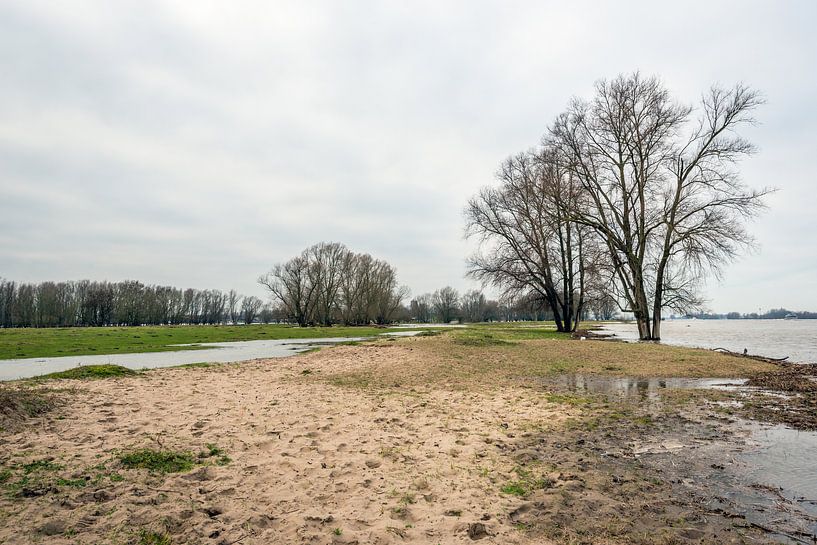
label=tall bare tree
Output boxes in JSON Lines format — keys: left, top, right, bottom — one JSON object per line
{"left": 432, "top": 286, "right": 460, "bottom": 323}
{"left": 241, "top": 296, "right": 263, "bottom": 324}
{"left": 550, "top": 73, "right": 770, "bottom": 339}
{"left": 465, "top": 150, "right": 592, "bottom": 332}
{"left": 227, "top": 289, "right": 241, "bottom": 324}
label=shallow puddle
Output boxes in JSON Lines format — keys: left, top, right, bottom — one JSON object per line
{"left": 547, "top": 374, "right": 747, "bottom": 399}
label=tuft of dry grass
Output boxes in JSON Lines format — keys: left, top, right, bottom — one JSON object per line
{"left": 0, "top": 386, "right": 62, "bottom": 431}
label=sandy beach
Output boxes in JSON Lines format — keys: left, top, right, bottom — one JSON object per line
{"left": 0, "top": 335, "right": 795, "bottom": 544}
{"left": 0, "top": 339, "right": 578, "bottom": 544}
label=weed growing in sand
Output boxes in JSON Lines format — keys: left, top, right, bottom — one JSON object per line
{"left": 119, "top": 449, "right": 197, "bottom": 473}
{"left": 378, "top": 446, "right": 402, "bottom": 461}
{"left": 138, "top": 529, "right": 172, "bottom": 545}
{"left": 332, "top": 528, "right": 343, "bottom": 536}
{"left": 35, "top": 364, "right": 137, "bottom": 381}
{"left": 199, "top": 444, "right": 231, "bottom": 466}
{"left": 500, "top": 466, "right": 555, "bottom": 497}
{"left": 399, "top": 493, "right": 416, "bottom": 505}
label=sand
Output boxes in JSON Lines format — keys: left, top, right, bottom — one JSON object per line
{"left": 0, "top": 341, "right": 577, "bottom": 544}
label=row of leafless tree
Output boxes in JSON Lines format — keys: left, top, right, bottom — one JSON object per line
{"left": 258, "top": 242, "right": 409, "bottom": 326}
{"left": 0, "top": 279, "right": 273, "bottom": 328}
{"left": 408, "top": 287, "right": 599, "bottom": 324}
{"left": 466, "top": 73, "right": 769, "bottom": 339}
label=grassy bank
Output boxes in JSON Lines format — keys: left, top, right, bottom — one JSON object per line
{"left": 322, "top": 325, "right": 777, "bottom": 391}
{"left": 0, "top": 323, "right": 427, "bottom": 360}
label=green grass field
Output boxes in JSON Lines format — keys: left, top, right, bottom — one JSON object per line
{"left": 0, "top": 324, "right": 427, "bottom": 360}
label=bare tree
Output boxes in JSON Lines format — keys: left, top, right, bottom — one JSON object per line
{"left": 241, "top": 296, "right": 263, "bottom": 325}
{"left": 259, "top": 254, "right": 317, "bottom": 326}
{"left": 465, "top": 150, "right": 594, "bottom": 332}
{"left": 227, "top": 289, "right": 241, "bottom": 324}
{"left": 259, "top": 243, "right": 408, "bottom": 326}
{"left": 307, "top": 242, "right": 346, "bottom": 325}
{"left": 550, "top": 73, "right": 770, "bottom": 339}
{"left": 432, "top": 286, "right": 460, "bottom": 323}
{"left": 460, "top": 290, "right": 488, "bottom": 323}
{"left": 410, "top": 293, "right": 434, "bottom": 323}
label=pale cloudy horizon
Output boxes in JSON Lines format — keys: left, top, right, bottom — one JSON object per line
{"left": 1, "top": 1, "right": 815, "bottom": 314}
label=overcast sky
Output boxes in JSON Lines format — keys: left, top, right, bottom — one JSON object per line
{"left": 1, "top": 1, "right": 815, "bottom": 313}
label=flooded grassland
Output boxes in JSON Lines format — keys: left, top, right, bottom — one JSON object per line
{"left": 0, "top": 329, "right": 814, "bottom": 544}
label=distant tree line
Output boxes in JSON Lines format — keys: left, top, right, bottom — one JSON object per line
{"left": 258, "top": 242, "right": 410, "bottom": 326}
{"left": 0, "top": 279, "right": 275, "bottom": 328}
{"left": 407, "top": 286, "right": 617, "bottom": 324}
{"left": 688, "top": 308, "right": 817, "bottom": 320}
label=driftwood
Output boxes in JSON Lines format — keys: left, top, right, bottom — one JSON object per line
{"left": 712, "top": 347, "right": 789, "bottom": 364}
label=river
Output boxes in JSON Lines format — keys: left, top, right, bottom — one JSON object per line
{"left": 600, "top": 319, "right": 817, "bottom": 363}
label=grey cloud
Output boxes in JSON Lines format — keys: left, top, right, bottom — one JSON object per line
{"left": 1, "top": 0, "right": 815, "bottom": 311}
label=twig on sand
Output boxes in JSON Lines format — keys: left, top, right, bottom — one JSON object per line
{"left": 712, "top": 348, "right": 789, "bottom": 364}
{"left": 745, "top": 521, "right": 815, "bottom": 544}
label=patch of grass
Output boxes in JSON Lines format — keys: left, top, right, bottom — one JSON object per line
{"left": 1, "top": 458, "right": 91, "bottom": 497}
{"left": 119, "top": 449, "right": 197, "bottom": 474}
{"left": 500, "top": 482, "right": 528, "bottom": 496}
{"left": 545, "top": 393, "right": 593, "bottom": 406}
{"left": 452, "top": 331, "right": 515, "bottom": 347}
{"left": 333, "top": 528, "right": 342, "bottom": 536}
{"left": 34, "top": 364, "right": 137, "bottom": 381}
{"left": 55, "top": 477, "right": 87, "bottom": 488}
{"left": 22, "top": 459, "right": 62, "bottom": 474}
{"left": 173, "top": 362, "right": 215, "bottom": 369}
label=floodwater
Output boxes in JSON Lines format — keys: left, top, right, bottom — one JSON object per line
{"left": 742, "top": 423, "right": 817, "bottom": 506}
{"left": 0, "top": 332, "right": 416, "bottom": 381}
{"left": 600, "top": 319, "right": 817, "bottom": 363}
{"left": 550, "top": 373, "right": 817, "bottom": 541}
